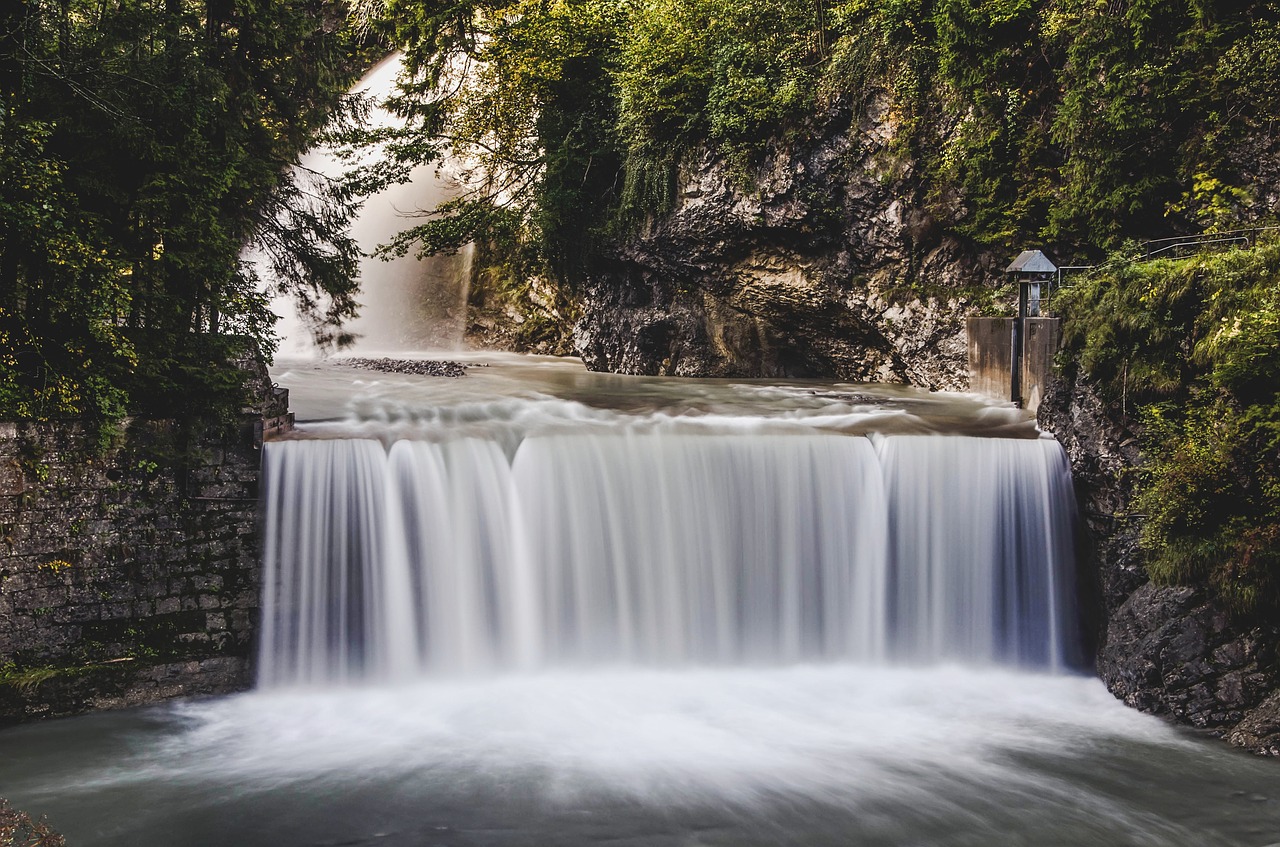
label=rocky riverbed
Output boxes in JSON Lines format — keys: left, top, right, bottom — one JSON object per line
{"left": 342, "top": 357, "right": 469, "bottom": 378}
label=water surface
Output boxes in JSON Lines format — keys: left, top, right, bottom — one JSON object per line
{"left": 3, "top": 666, "right": 1280, "bottom": 846}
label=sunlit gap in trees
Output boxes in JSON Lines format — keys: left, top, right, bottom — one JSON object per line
{"left": 254, "top": 53, "right": 480, "bottom": 357}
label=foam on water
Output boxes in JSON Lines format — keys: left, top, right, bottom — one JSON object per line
{"left": 11, "top": 664, "right": 1266, "bottom": 847}
{"left": 11, "top": 666, "right": 1182, "bottom": 801}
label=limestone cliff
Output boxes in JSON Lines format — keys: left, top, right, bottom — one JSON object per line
{"left": 573, "top": 97, "right": 1003, "bottom": 390}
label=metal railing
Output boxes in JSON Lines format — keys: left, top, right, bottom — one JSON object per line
{"left": 1139, "top": 225, "right": 1280, "bottom": 256}
{"left": 1140, "top": 235, "right": 1250, "bottom": 260}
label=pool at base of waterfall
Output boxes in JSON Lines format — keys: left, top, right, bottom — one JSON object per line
{"left": 3, "top": 664, "right": 1280, "bottom": 847}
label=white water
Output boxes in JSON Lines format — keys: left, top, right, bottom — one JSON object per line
{"left": 16, "top": 662, "right": 1278, "bottom": 847}
{"left": 265, "top": 54, "right": 473, "bottom": 354}
{"left": 258, "top": 429, "right": 1079, "bottom": 686}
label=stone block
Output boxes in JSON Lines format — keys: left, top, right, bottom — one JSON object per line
{"left": 103, "top": 602, "right": 133, "bottom": 619}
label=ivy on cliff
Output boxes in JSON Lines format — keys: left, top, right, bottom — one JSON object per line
{"left": 1058, "top": 236, "right": 1280, "bottom": 617}
{"left": 832, "top": 0, "right": 1280, "bottom": 252}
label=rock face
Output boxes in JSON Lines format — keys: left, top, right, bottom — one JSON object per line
{"left": 1039, "top": 374, "right": 1280, "bottom": 755}
{"left": 1100, "top": 583, "right": 1279, "bottom": 732}
{"left": 574, "top": 97, "right": 1002, "bottom": 389}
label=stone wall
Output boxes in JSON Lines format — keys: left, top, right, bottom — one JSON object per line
{"left": 0, "top": 363, "right": 291, "bottom": 723}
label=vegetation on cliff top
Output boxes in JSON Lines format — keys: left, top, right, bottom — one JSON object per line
{"left": 357, "top": 0, "right": 1279, "bottom": 285}
{"left": 1059, "top": 235, "right": 1280, "bottom": 617}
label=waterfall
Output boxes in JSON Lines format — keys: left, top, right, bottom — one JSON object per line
{"left": 263, "top": 53, "right": 473, "bottom": 354}
{"left": 258, "top": 431, "right": 1080, "bottom": 687}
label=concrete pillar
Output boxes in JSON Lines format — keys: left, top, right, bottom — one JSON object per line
{"left": 966, "top": 316, "right": 1060, "bottom": 412}
{"left": 966, "top": 317, "right": 1014, "bottom": 400}
{"left": 1021, "top": 317, "right": 1061, "bottom": 413}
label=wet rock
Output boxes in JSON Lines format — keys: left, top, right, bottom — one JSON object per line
{"left": 342, "top": 357, "right": 468, "bottom": 378}
{"left": 1230, "top": 691, "right": 1280, "bottom": 756}
{"left": 1098, "top": 583, "right": 1278, "bottom": 729}
{"left": 1040, "top": 372, "right": 1280, "bottom": 754}
{"left": 1037, "top": 374, "right": 1144, "bottom": 658}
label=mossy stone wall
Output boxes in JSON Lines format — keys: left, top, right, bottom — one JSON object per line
{"left": 0, "top": 368, "right": 291, "bottom": 723}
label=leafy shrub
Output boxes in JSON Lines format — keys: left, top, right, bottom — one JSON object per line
{"left": 1059, "top": 236, "right": 1280, "bottom": 616}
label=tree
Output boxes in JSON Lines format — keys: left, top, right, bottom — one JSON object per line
{"left": 0, "top": 0, "right": 374, "bottom": 426}
{"left": 347, "top": 0, "right": 820, "bottom": 286}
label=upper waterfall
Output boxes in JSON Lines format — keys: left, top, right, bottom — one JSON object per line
{"left": 262, "top": 54, "right": 473, "bottom": 354}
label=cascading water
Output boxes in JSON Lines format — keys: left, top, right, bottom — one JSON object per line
{"left": 258, "top": 428, "right": 1080, "bottom": 687}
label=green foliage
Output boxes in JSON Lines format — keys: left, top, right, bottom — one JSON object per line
{"left": 365, "top": 0, "right": 628, "bottom": 282}
{"left": 0, "top": 118, "right": 135, "bottom": 431}
{"left": 1, "top": 0, "right": 375, "bottom": 430}
{"left": 361, "top": 0, "right": 824, "bottom": 285}
{"left": 818, "top": 0, "right": 1280, "bottom": 250}
{"left": 363, "top": 0, "right": 1280, "bottom": 289}
{"left": 1059, "top": 236, "right": 1280, "bottom": 617}
{"left": 616, "top": 0, "right": 819, "bottom": 182}
{"left": 1133, "top": 399, "right": 1280, "bottom": 616}
{"left": 0, "top": 662, "right": 63, "bottom": 693}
